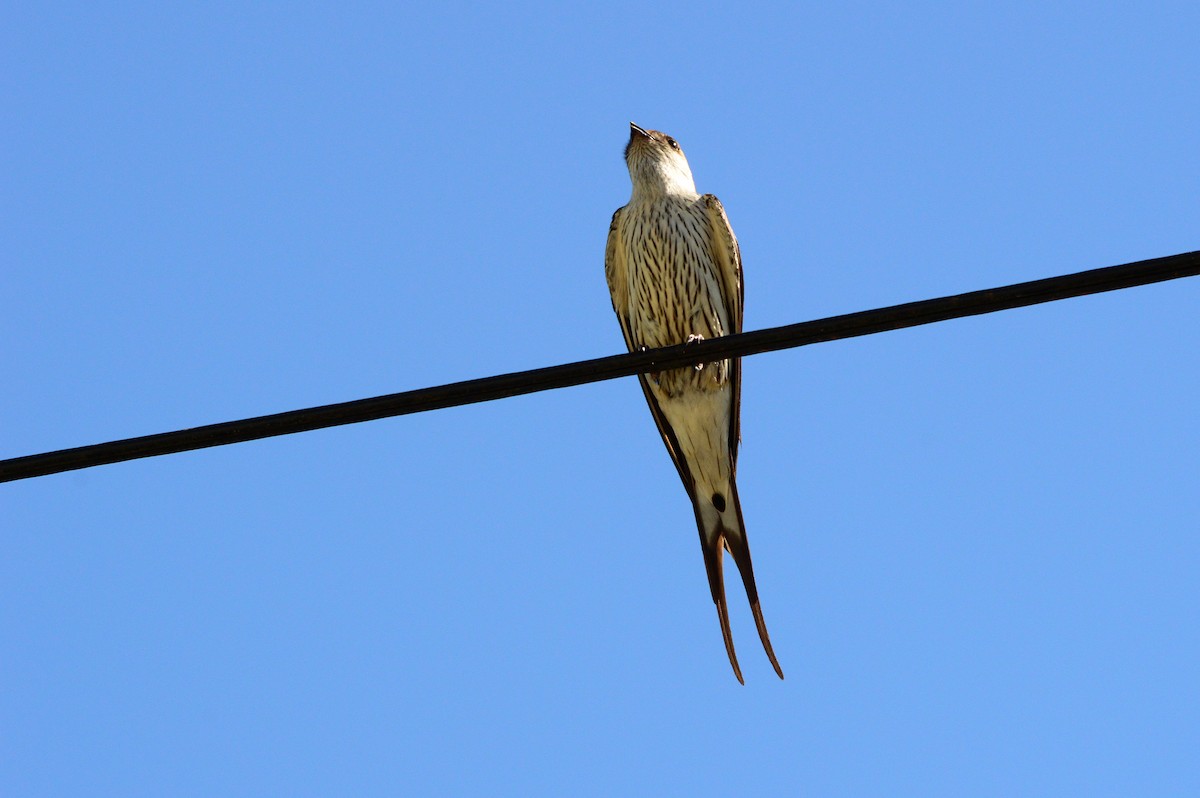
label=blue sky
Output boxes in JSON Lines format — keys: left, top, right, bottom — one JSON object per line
{"left": 3, "top": 2, "right": 1198, "bottom": 795}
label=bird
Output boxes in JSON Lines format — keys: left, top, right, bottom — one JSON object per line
{"left": 604, "top": 122, "right": 783, "bottom": 683}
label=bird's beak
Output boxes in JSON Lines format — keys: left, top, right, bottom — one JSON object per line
{"left": 629, "top": 122, "right": 651, "bottom": 139}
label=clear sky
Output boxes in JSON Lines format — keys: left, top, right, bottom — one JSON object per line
{"left": 3, "top": 2, "right": 1198, "bottom": 795}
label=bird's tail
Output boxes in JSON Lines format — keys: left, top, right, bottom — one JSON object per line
{"left": 694, "top": 478, "right": 784, "bottom": 684}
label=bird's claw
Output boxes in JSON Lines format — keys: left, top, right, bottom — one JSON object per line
{"left": 686, "top": 334, "right": 705, "bottom": 370}
{"left": 639, "top": 345, "right": 662, "bottom": 384}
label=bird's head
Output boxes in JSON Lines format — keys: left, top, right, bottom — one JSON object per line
{"left": 624, "top": 122, "right": 697, "bottom": 198}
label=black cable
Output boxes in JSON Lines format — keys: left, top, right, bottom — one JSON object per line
{"left": 2, "top": 248, "right": 1197, "bottom": 484}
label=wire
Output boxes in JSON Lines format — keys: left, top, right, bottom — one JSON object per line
{"left": 2, "top": 249, "right": 1197, "bottom": 484}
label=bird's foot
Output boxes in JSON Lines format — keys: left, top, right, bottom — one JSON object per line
{"left": 686, "top": 334, "right": 706, "bottom": 370}
{"left": 639, "top": 345, "right": 662, "bottom": 384}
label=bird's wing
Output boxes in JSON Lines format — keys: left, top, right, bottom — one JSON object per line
{"left": 703, "top": 195, "right": 785, "bottom": 681}
{"left": 703, "top": 194, "right": 744, "bottom": 462}
{"left": 604, "top": 208, "right": 630, "bottom": 341}
{"left": 606, "top": 206, "right": 695, "bottom": 493}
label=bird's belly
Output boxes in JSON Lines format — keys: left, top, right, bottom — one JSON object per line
{"left": 655, "top": 387, "right": 733, "bottom": 491}
{"left": 623, "top": 208, "right": 731, "bottom": 396}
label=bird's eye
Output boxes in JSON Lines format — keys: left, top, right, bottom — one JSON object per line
{"left": 666, "top": 137, "right": 680, "bottom": 150}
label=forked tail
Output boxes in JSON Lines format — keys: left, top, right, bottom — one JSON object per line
{"left": 694, "top": 480, "right": 784, "bottom": 683}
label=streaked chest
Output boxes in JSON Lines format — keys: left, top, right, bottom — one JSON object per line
{"left": 618, "top": 197, "right": 726, "bottom": 348}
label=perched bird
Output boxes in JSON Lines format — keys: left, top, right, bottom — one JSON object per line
{"left": 605, "top": 123, "right": 783, "bottom": 683}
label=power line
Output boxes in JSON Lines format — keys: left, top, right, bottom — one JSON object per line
{"left": 3, "top": 248, "right": 1197, "bottom": 484}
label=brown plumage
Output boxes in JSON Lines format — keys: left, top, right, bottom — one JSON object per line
{"left": 605, "top": 123, "right": 783, "bottom": 683}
